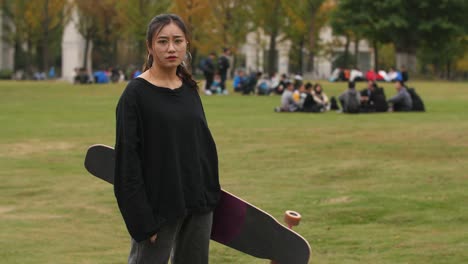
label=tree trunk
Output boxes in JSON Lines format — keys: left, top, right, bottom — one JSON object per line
{"left": 395, "top": 52, "right": 417, "bottom": 73}
{"left": 354, "top": 38, "right": 360, "bottom": 68}
{"left": 267, "top": 0, "right": 280, "bottom": 75}
{"left": 343, "top": 34, "right": 350, "bottom": 68}
{"left": 373, "top": 40, "right": 379, "bottom": 71}
{"left": 268, "top": 33, "right": 277, "bottom": 75}
{"left": 307, "top": 10, "right": 317, "bottom": 72}
{"left": 298, "top": 37, "right": 304, "bottom": 75}
{"left": 223, "top": 4, "right": 231, "bottom": 47}
{"left": 83, "top": 36, "right": 90, "bottom": 70}
{"left": 26, "top": 37, "right": 33, "bottom": 76}
{"left": 42, "top": 0, "right": 50, "bottom": 72}
{"left": 446, "top": 60, "right": 451, "bottom": 80}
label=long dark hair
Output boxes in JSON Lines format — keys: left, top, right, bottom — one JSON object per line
{"left": 313, "top": 83, "right": 322, "bottom": 94}
{"left": 143, "top": 14, "right": 197, "bottom": 89}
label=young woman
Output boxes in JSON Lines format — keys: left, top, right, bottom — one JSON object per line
{"left": 114, "top": 14, "right": 221, "bottom": 264}
{"left": 312, "top": 83, "right": 330, "bottom": 111}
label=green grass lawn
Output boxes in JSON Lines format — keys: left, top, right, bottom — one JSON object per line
{"left": 1, "top": 80, "right": 467, "bottom": 264}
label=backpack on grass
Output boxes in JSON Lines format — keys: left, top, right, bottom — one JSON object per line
{"left": 407, "top": 88, "right": 425, "bottom": 112}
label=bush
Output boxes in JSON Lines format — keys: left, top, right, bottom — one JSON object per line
{"left": 0, "top": 69, "right": 13, "bottom": 80}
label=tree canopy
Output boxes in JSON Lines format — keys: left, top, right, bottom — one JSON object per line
{"left": 1, "top": 0, "right": 467, "bottom": 79}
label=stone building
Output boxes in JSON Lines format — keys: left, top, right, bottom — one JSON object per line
{"left": 0, "top": 10, "right": 14, "bottom": 72}
{"left": 241, "top": 26, "right": 374, "bottom": 79}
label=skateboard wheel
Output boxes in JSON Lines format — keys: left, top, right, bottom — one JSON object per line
{"left": 284, "top": 210, "right": 301, "bottom": 227}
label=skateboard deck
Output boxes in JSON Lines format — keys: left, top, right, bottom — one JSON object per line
{"left": 84, "top": 144, "right": 311, "bottom": 264}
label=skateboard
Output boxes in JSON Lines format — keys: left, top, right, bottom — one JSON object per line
{"left": 84, "top": 144, "right": 311, "bottom": 264}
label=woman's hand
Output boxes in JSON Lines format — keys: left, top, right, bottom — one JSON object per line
{"left": 150, "top": 233, "right": 157, "bottom": 243}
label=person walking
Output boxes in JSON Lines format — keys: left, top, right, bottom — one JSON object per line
{"left": 200, "top": 52, "right": 216, "bottom": 94}
{"left": 217, "top": 48, "right": 231, "bottom": 94}
{"left": 114, "top": 14, "right": 221, "bottom": 264}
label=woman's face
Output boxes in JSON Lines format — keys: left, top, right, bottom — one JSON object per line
{"left": 148, "top": 22, "right": 187, "bottom": 69}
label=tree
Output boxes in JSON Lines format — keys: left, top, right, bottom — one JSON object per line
{"left": 330, "top": 0, "right": 468, "bottom": 77}
{"left": 115, "top": 0, "right": 171, "bottom": 65}
{"left": 1, "top": 0, "right": 68, "bottom": 73}
{"left": 329, "top": 2, "right": 358, "bottom": 69}
{"left": 211, "top": 0, "right": 254, "bottom": 72}
{"left": 171, "top": 0, "right": 220, "bottom": 69}
{"left": 75, "top": 0, "right": 99, "bottom": 69}
{"left": 75, "top": 0, "right": 124, "bottom": 68}
{"left": 251, "top": 0, "right": 287, "bottom": 75}
{"left": 282, "top": 0, "right": 329, "bottom": 73}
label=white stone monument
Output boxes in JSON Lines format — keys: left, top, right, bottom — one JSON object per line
{"left": 61, "top": 3, "right": 92, "bottom": 82}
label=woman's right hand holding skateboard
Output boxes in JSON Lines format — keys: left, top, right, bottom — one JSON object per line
{"left": 150, "top": 233, "right": 157, "bottom": 243}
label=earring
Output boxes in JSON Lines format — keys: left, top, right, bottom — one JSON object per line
{"left": 185, "top": 51, "right": 192, "bottom": 62}
{"left": 147, "top": 54, "right": 152, "bottom": 66}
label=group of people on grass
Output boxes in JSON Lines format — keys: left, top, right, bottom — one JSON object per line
{"left": 232, "top": 70, "right": 306, "bottom": 96}
{"left": 275, "top": 79, "right": 425, "bottom": 114}
{"left": 329, "top": 66, "right": 409, "bottom": 83}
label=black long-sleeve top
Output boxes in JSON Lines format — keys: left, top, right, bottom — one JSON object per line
{"left": 114, "top": 78, "right": 221, "bottom": 242}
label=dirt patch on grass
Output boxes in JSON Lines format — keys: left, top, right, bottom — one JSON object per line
{"left": 321, "top": 196, "right": 353, "bottom": 205}
{"left": 2, "top": 213, "right": 64, "bottom": 220}
{"left": 0, "top": 206, "right": 15, "bottom": 214}
{"left": 0, "top": 140, "right": 76, "bottom": 157}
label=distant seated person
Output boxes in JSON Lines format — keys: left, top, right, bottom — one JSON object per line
{"left": 256, "top": 74, "right": 272, "bottom": 95}
{"left": 243, "top": 71, "right": 262, "bottom": 95}
{"left": 338, "top": 81, "right": 361, "bottom": 113}
{"left": 329, "top": 68, "right": 345, "bottom": 82}
{"left": 378, "top": 69, "right": 389, "bottom": 82}
{"left": 93, "top": 70, "right": 110, "bottom": 84}
{"left": 273, "top": 73, "right": 289, "bottom": 95}
{"left": 233, "top": 69, "right": 247, "bottom": 92}
{"left": 74, "top": 67, "right": 90, "bottom": 84}
{"left": 365, "top": 68, "right": 378, "bottom": 81}
{"left": 376, "top": 71, "right": 385, "bottom": 81}
{"left": 293, "top": 74, "right": 303, "bottom": 90}
{"left": 299, "top": 83, "right": 320, "bottom": 113}
{"left": 387, "top": 67, "right": 402, "bottom": 82}
{"left": 270, "top": 73, "right": 280, "bottom": 91}
{"left": 350, "top": 67, "right": 364, "bottom": 82}
{"left": 360, "top": 80, "right": 388, "bottom": 113}
{"left": 388, "top": 80, "right": 413, "bottom": 112}
{"left": 401, "top": 65, "right": 409, "bottom": 82}
{"left": 366, "top": 68, "right": 385, "bottom": 82}
{"left": 209, "top": 74, "right": 222, "bottom": 94}
{"left": 274, "top": 82, "right": 299, "bottom": 112}
{"left": 312, "top": 83, "right": 330, "bottom": 111}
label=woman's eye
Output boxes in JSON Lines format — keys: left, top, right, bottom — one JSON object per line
{"left": 158, "top": 40, "right": 168, "bottom": 45}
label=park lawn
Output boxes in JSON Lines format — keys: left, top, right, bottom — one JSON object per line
{"left": 0, "top": 80, "right": 467, "bottom": 264}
